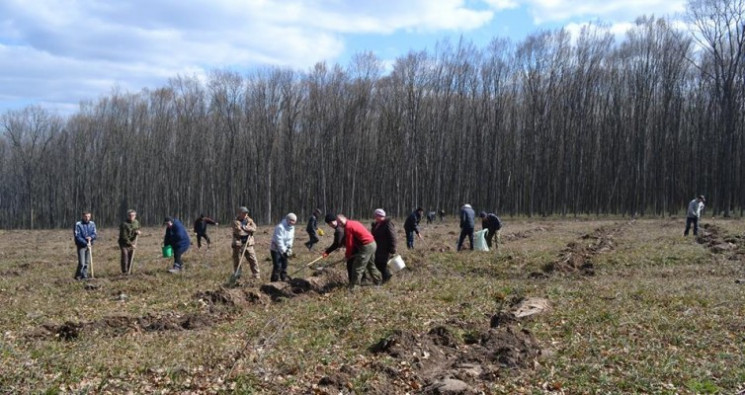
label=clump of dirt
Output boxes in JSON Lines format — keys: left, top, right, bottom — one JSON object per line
{"left": 195, "top": 288, "right": 268, "bottom": 307}
{"left": 503, "top": 225, "right": 553, "bottom": 242}
{"left": 544, "top": 224, "right": 626, "bottom": 275}
{"left": 697, "top": 223, "right": 738, "bottom": 254}
{"left": 369, "top": 300, "right": 549, "bottom": 392}
{"left": 31, "top": 311, "right": 223, "bottom": 341}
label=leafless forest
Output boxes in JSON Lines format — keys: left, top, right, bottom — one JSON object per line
{"left": 1, "top": 1, "right": 743, "bottom": 228}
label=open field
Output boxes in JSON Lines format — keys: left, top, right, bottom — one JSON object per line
{"left": 1, "top": 217, "right": 744, "bottom": 394}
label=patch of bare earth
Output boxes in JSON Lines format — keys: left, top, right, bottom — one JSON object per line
{"left": 540, "top": 221, "right": 631, "bottom": 276}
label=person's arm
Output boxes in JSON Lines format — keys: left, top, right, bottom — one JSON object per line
{"left": 245, "top": 218, "right": 257, "bottom": 234}
{"left": 74, "top": 223, "right": 86, "bottom": 246}
{"left": 90, "top": 222, "right": 97, "bottom": 242}
{"left": 272, "top": 225, "right": 288, "bottom": 254}
{"left": 388, "top": 222, "right": 397, "bottom": 254}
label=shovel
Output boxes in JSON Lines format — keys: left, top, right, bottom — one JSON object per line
{"left": 227, "top": 241, "right": 250, "bottom": 286}
{"left": 287, "top": 255, "right": 325, "bottom": 278}
{"left": 127, "top": 235, "right": 139, "bottom": 275}
{"left": 87, "top": 242, "right": 94, "bottom": 279}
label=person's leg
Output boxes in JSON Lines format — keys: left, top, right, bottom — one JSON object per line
{"left": 406, "top": 231, "right": 414, "bottom": 249}
{"left": 172, "top": 248, "right": 184, "bottom": 270}
{"left": 457, "top": 228, "right": 467, "bottom": 251}
{"left": 196, "top": 234, "right": 203, "bottom": 249}
{"left": 120, "top": 247, "right": 130, "bottom": 273}
{"left": 468, "top": 229, "right": 474, "bottom": 250}
{"left": 485, "top": 229, "right": 493, "bottom": 249}
{"left": 684, "top": 217, "right": 692, "bottom": 236}
{"left": 374, "top": 251, "right": 391, "bottom": 282}
{"left": 349, "top": 245, "right": 374, "bottom": 289}
{"left": 232, "top": 246, "right": 241, "bottom": 275}
{"left": 279, "top": 252, "right": 289, "bottom": 281}
{"left": 495, "top": 230, "right": 501, "bottom": 250}
{"left": 204, "top": 233, "right": 211, "bottom": 247}
{"left": 75, "top": 247, "right": 87, "bottom": 279}
{"left": 359, "top": 242, "right": 381, "bottom": 284}
{"left": 270, "top": 250, "right": 281, "bottom": 281}
{"left": 692, "top": 217, "right": 699, "bottom": 236}
{"left": 246, "top": 246, "right": 260, "bottom": 278}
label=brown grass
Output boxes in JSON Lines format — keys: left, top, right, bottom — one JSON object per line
{"left": 1, "top": 217, "right": 744, "bottom": 393}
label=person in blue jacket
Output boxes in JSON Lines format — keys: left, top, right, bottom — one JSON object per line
{"left": 403, "top": 207, "right": 424, "bottom": 249}
{"left": 163, "top": 217, "right": 191, "bottom": 273}
{"left": 457, "top": 204, "right": 476, "bottom": 251}
{"left": 73, "top": 211, "right": 97, "bottom": 280}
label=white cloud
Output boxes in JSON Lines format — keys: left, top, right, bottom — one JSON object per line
{"left": 520, "top": 0, "right": 687, "bottom": 24}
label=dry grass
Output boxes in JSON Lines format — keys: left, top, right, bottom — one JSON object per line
{"left": 1, "top": 217, "right": 744, "bottom": 393}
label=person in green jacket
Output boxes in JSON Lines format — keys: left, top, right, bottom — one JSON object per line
{"left": 118, "top": 209, "right": 141, "bottom": 273}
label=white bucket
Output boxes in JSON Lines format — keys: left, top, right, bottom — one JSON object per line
{"left": 387, "top": 254, "right": 406, "bottom": 272}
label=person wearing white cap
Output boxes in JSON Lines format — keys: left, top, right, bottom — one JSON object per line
{"left": 270, "top": 213, "right": 297, "bottom": 281}
{"left": 457, "top": 203, "right": 476, "bottom": 251}
{"left": 684, "top": 195, "right": 706, "bottom": 236}
{"left": 371, "top": 208, "right": 397, "bottom": 283}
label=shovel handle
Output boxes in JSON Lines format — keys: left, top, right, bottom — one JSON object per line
{"left": 305, "top": 255, "right": 325, "bottom": 267}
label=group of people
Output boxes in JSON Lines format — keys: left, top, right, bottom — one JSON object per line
{"left": 71, "top": 204, "right": 505, "bottom": 285}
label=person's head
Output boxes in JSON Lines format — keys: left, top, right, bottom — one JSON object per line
{"left": 127, "top": 209, "right": 137, "bottom": 221}
{"left": 462, "top": 204, "right": 472, "bottom": 209}
{"left": 286, "top": 213, "right": 297, "bottom": 226}
{"left": 82, "top": 211, "right": 92, "bottom": 222}
{"left": 698, "top": 195, "right": 705, "bottom": 202}
{"left": 416, "top": 207, "right": 424, "bottom": 214}
{"left": 479, "top": 211, "right": 487, "bottom": 218}
{"left": 336, "top": 214, "right": 348, "bottom": 227}
{"left": 163, "top": 217, "right": 173, "bottom": 227}
{"left": 374, "top": 208, "right": 386, "bottom": 223}
{"left": 313, "top": 208, "right": 322, "bottom": 216}
{"left": 237, "top": 206, "right": 249, "bottom": 219}
{"left": 325, "top": 213, "right": 337, "bottom": 228}
{"left": 199, "top": 213, "right": 205, "bottom": 219}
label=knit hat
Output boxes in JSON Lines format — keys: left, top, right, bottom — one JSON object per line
{"left": 324, "top": 213, "right": 336, "bottom": 223}
{"left": 238, "top": 206, "right": 249, "bottom": 214}
{"left": 163, "top": 216, "right": 173, "bottom": 224}
{"left": 374, "top": 208, "right": 386, "bottom": 217}
{"left": 286, "top": 213, "right": 297, "bottom": 222}
{"left": 479, "top": 211, "right": 487, "bottom": 218}
{"left": 463, "top": 204, "right": 472, "bottom": 209}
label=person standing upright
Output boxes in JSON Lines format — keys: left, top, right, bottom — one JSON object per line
{"left": 404, "top": 207, "right": 424, "bottom": 249}
{"left": 193, "top": 214, "right": 218, "bottom": 250}
{"left": 371, "top": 209, "right": 397, "bottom": 284}
{"left": 73, "top": 211, "right": 97, "bottom": 280}
{"left": 270, "top": 213, "right": 296, "bottom": 282}
{"left": 304, "top": 208, "right": 322, "bottom": 250}
{"left": 163, "top": 217, "right": 191, "bottom": 273}
{"left": 118, "top": 209, "right": 141, "bottom": 274}
{"left": 684, "top": 195, "right": 706, "bottom": 236}
{"left": 457, "top": 204, "right": 476, "bottom": 251}
{"left": 232, "top": 207, "right": 260, "bottom": 279}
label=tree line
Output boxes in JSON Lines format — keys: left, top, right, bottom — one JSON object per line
{"left": 1, "top": 1, "right": 743, "bottom": 229}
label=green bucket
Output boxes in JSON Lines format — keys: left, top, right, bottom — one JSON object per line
{"left": 162, "top": 245, "right": 173, "bottom": 258}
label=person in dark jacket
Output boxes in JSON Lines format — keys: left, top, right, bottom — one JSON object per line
{"left": 73, "top": 211, "right": 97, "bottom": 280}
{"left": 426, "top": 211, "right": 436, "bottom": 224}
{"left": 193, "top": 214, "right": 218, "bottom": 249}
{"left": 457, "top": 204, "right": 475, "bottom": 251}
{"left": 371, "top": 208, "right": 397, "bottom": 283}
{"left": 163, "top": 217, "right": 191, "bottom": 273}
{"left": 322, "top": 213, "right": 345, "bottom": 257}
{"left": 304, "top": 208, "right": 322, "bottom": 250}
{"left": 118, "top": 209, "right": 141, "bottom": 274}
{"left": 479, "top": 211, "right": 502, "bottom": 250}
{"left": 403, "top": 207, "right": 424, "bottom": 249}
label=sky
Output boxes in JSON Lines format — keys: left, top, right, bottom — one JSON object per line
{"left": 0, "top": 0, "right": 689, "bottom": 115}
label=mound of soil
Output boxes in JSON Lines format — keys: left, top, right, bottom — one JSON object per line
{"left": 195, "top": 288, "right": 268, "bottom": 307}
{"left": 544, "top": 223, "right": 627, "bottom": 275}
{"left": 369, "top": 303, "right": 548, "bottom": 392}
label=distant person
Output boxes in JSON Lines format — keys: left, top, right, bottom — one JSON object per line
{"left": 438, "top": 209, "right": 446, "bottom": 222}
{"left": 457, "top": 204, "right": 475, "bottom": 251}
{"left": 426, "top": 211, "right": 436, "bottom": 224}
{"left": 270, "top": 213, "right": 296, "bottom": 282}
{"left": 118, "top": 209, "right": 141, "bottom": 274}
{"left": 193, "top": 214, "right": 218, "bottom": 250}
{"left": 336, "top": 214, "right": 381, "bottom": 289}
{"left": 684, "top": 195, "right": 706, "bottom": 236}
{"left": 322, "top": 213, "right": 346, "bottom": 258}
{"left": 403, "top": 207, "right": 424, "bottom": 249}
{"left": 232, "top": 206, "right": 260, "bottom": 279}
{"left": 479, "top": 211, "right": 503, "bottom": 250}
{"left": 304, "top": 208, "right": 322, "bottom": 250}
{"left": 163, "top": 217, "right": 191, "bottom": 273}
{"left": 73, "top": 211, "right": 97, "bottom": 280}
{"left": 371, "top": 209, "right": 397, "bottom": 283}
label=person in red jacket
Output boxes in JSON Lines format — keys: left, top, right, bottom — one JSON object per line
{"left": 335, "top": 214, "right": 382, "bottom": 289}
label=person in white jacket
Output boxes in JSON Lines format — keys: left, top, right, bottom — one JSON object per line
{"left": 684, "top": 195, "right": 706, "bottom": 236}
{"left": 270, "top": 213, "right": 297, "bottom": 281}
